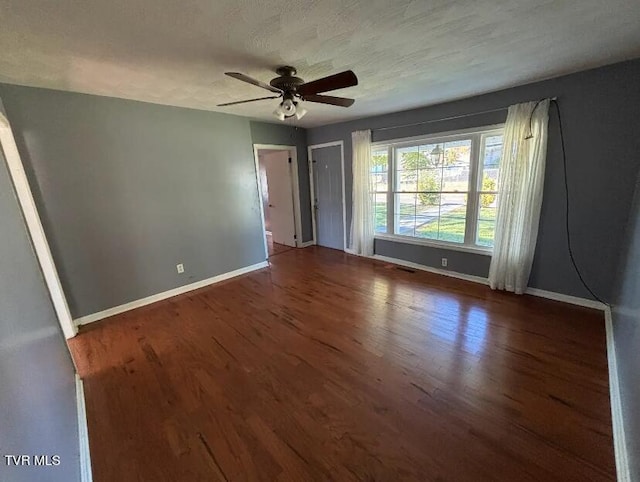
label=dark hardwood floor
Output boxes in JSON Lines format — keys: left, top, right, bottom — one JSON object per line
{"left": 69, "top": 247, "right": 615, "bottom": 481}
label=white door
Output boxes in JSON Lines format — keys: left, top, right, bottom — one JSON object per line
{"left": 261, "top": 150, "right": 296, "bottom": 247}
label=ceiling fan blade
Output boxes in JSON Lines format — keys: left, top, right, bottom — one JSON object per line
{"left": 217, "top": 95, "right": 280, "bottom": 107}
{"left": 298, "top": 70, "right": 358, "bottom": 96}
{"left": 225, "top": 72, "right": 282, "bottom": 93}
{"left": 301, "top": 94, "right": 355, "bottom": 107}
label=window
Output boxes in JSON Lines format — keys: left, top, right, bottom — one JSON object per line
{"left": 371, "top": 126, "right": 503, "bottom": 251}
{"left": 372, "top": 148, "right": 389, "bottom": 234}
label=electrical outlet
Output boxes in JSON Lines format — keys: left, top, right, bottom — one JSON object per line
{"left": 441, "top": 258, "right": 448, "bottom": 267}
{"left": 176, "top": 263, "right": 184, "bottom": 274}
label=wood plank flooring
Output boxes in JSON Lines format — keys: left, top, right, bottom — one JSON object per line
{"left": 68, "top": 247, "right": 615, "bottom": 481}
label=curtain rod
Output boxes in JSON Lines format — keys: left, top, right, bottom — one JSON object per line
{"left": 373, "top": 97, "right": 557, "bottom": 132}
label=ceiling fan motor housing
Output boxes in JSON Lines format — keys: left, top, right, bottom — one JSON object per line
{"left": 270, "top": 66, "right": 305, "bottom": 94}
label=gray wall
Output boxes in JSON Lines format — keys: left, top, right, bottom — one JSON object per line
{"left": 250, "top": 121, "right": 312, "bottom": 242}
{"left": 0, "top": 148, "right": 80, "bottom": 481}
{"left": 612, "top": 170, "right": 640, "bottom": 481}
{"left": 308, "top": 59, "right": 640, "bottom": 301}
{"left": 375, "top": 239, "right": 491, "bottom": 278}
{"left": 0, "top": 84, "right": 266, "bottom": 319}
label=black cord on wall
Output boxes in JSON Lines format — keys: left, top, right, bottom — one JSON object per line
{"left": 550, "top": 99, "right": 607, "bottom": 305}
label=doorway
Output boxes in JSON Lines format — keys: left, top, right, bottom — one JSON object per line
{"left": 254, "top": 145, "right": 301, "bottom": 258}
{"left": 308, "top": 141, "right": 346, "bottom": 251}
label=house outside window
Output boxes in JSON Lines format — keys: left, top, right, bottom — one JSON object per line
{"left": 371, "top": 125, "right": 504, "bottom": 253}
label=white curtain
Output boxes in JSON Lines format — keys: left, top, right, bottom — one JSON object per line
{"left": 488, "top": 99, "right": 550, "bottom": 294}
{"left": 350, "top": 129, "right": 374, "bottom": 256}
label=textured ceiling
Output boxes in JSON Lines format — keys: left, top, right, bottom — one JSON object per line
{"left": 1, "top": 0, "right": 640, "bottom": 127}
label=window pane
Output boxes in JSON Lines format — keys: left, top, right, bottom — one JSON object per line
{"left": 394, "top": 193, "right": 417, "bottom": 237}
{"left": 419, "top": 143, "right": 444, "bottom": 168}
{"left": 477, "top": 135, "right": 502, "bottom": 247}
{"left": 372, "top": 171, "right": 388, "bottom": 193}
{"left": 439, "top": 193, "right": 467, "bottom": 243}
{"left": 442, "top": 165, "right": 469, "bottom": 192}
{"left": 372, "top": 149, "right": 388, "bottom": 173}
{"left": 371, "top": 148, "right": 388, "bottom": 234}
{"left": 396, "top": 168, "right": 417, "bottom": 192}
{"left": 396, "top": 145, "right": 433, "bottom": 191}
{"left": 398, "top": 145, "right": 429, "bottom": 169}
{"left": 477, "top": 194, "right": 498, "bottom": 247}
{"left": 373, "top": 193, "right": 387, "bottom": 234}
{"left": 482, "top": 135, "right": 503, "bottom": 191}
{"left": 414, "top": 194, "right": 441, "bottom": 240}
{"left": 417, "top": 168, "right": 442, "bottom": 193}
{"left": 441, "top": 139, "right": 471, "bottom": 192}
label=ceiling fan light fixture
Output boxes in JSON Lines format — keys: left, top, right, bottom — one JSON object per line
{"left": 281, "top": 98, "right": 296, "bottom": 116}
{"left": 295, "top": 106, "right": 308, "bottom": 120}
{"left": 273, "top": 106, "right": 285, "bottom": 121}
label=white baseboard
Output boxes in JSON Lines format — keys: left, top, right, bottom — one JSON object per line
{"left": 76, "top": 375, "right": 92, "bottom": 482}
{"left": 74, "top": 261, "right": 269, "bottom": 326}
{"left": 372, "top": 255, "right": 489, "bottom": 285}
{"left": 299, "top": 240, "right": 315, "bottom": 248}
{"left": 371, "top": 255, "right": 606, "bottom": 310}
{"left": 523, "top": 287, "right": 607, "bottom": 310}
{"left": 604, "top": 307, "right": 631, "bottom": 482}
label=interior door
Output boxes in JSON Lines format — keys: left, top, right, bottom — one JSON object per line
{"left": 262, "top": 150, "right": 296, "bottom": 247}
{"left": 312, "top": 145, "right": 344, "bottom": 250}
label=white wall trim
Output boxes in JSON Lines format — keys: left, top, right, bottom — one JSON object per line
{"left": 0, "top": 100, "right": 77, "bottom": 339}
{"left": 308, "top": 140, "right": 347, "bottom": 252}
{"left": 299, "top": 240, "right": 315, "bottom": 248}
{"left": 253, "top": 144, "right": 303, "bottom": 251}
{"left": 307, "top": 151, "right": 316, "bottom": 245}
{"left": 75, "top": 261, "right": 268, "bottom": 326}
{"left": 76, "top": 375, "right": 93, "bottom": 482}
{"left": 371, "top": 254, "right": 607, "bottom": 310}
{"left": 524, "top": 287, "right": 607, "bottom": 311}
{"left": 605, "top": 306, "right": 631, "bottom": 482}
{"left": 372, "top": 254, "right": 489, "bottom": 285}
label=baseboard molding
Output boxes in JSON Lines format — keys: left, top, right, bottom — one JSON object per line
{"left": 371, "top": 255, "right": 606, "bottom": 310}
{"left": 372, "top": 255, "right": 489, "bottom": 285}
{"left": 604, "top": 307, "right": 631, "bottom": 482}
{"left": 523, "top": 287, "right": 607, "bottom": 310}
{"left": 76, "top": 375, "right": 92, "bottom": 482}
{"left": 74, "top": 261, "right": 269, "bottom": 326}
{"left": 299, "top": 240, "right": 315, "bottom": 248}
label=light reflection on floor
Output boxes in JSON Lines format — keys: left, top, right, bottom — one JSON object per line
{"left": 359, "top": 273, "right": 490, "bottom": 365}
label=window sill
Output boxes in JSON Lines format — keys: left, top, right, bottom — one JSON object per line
{"left": 374, "top": 234, "right": 493, "bottom": 256}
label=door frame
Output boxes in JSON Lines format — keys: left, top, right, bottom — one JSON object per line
{"left": 0, "top": 100, "right": 77, "bottom": 339}
{"left": 307, "top": 140, "right": 347, "bottom": 252}
{"left": 252, "top": 144, "right": 303, "bottom": 258}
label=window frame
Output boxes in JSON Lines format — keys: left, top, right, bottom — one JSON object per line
{"left": 371, "top": 124, "right": 504, "bottom": 255}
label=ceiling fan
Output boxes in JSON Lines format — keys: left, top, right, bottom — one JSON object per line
{"left": 218, "top": 66, "right": 358, "bottom": 120}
